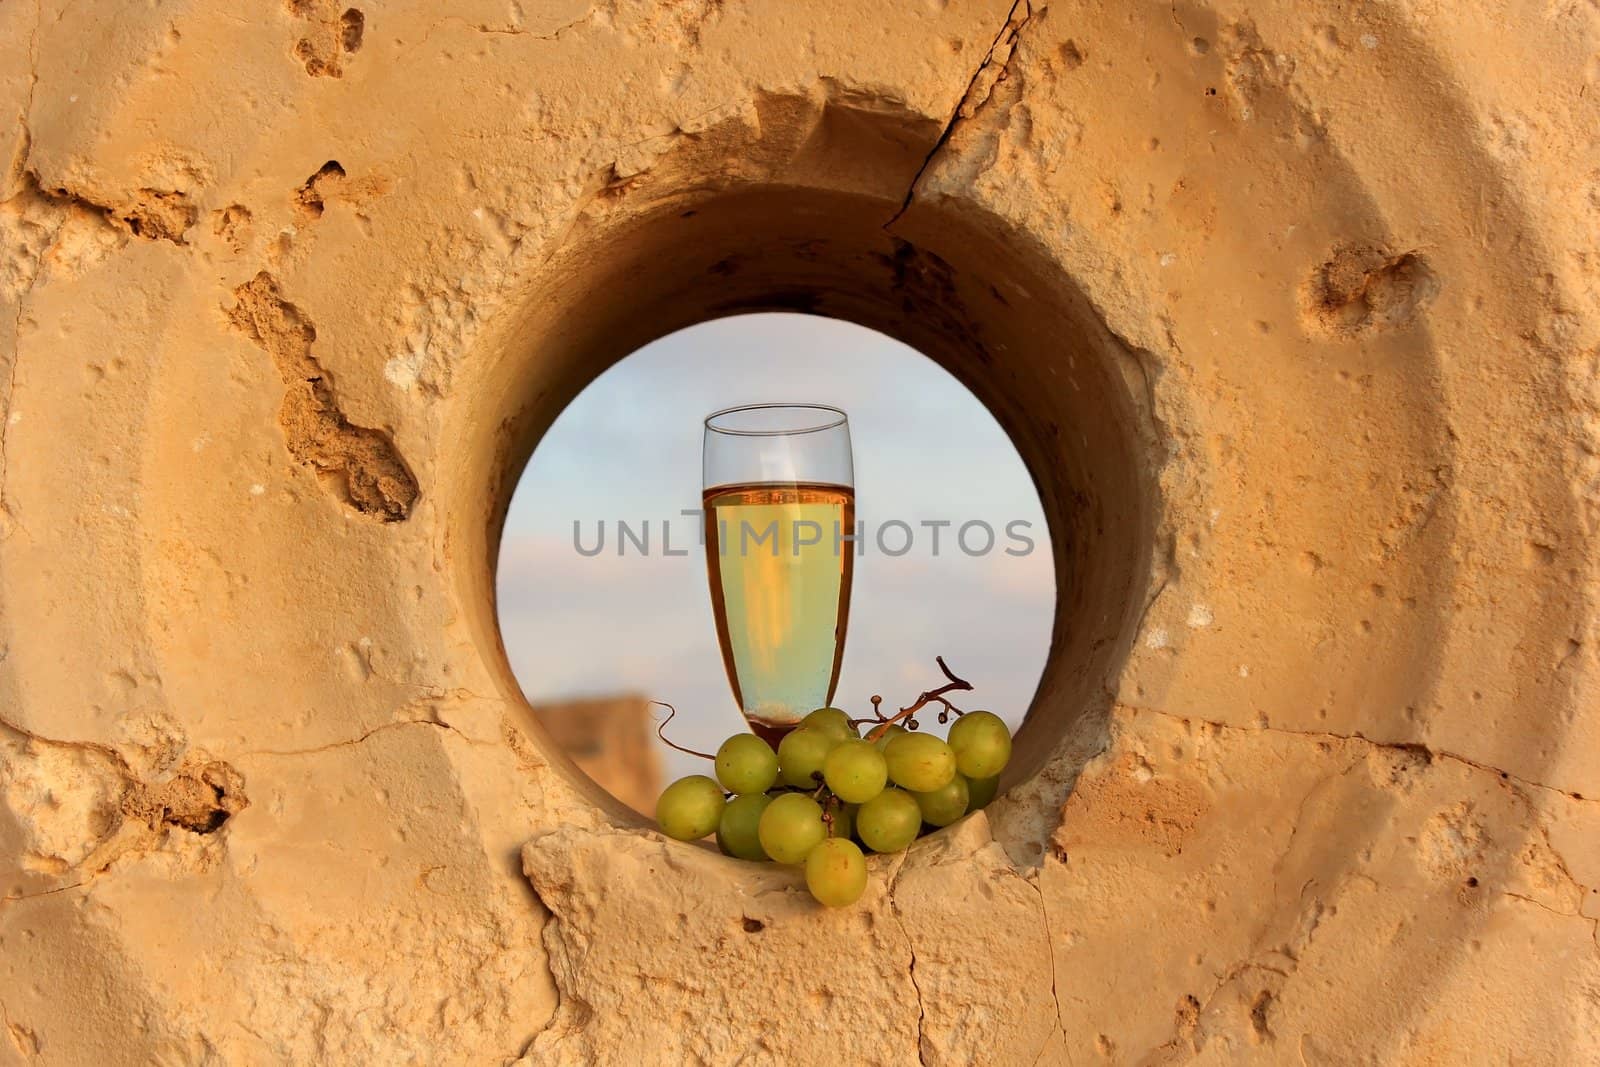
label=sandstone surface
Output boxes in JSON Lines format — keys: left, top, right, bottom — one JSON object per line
{"left": 2, "top": 0, "right": 1598, "bottom": 1063}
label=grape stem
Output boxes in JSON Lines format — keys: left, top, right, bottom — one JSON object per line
{"left": 856, "top": 656, "right": 973, "bottom": 741}
{"left": 820, "top": 792, "right": 841, "bottom": 835}
{"left": 649, "top": 701, "right": 716, "bottom": 761}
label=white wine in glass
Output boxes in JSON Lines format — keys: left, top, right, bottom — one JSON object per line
{"left": 703, "top": 405, "right": 854, "bottom": 746}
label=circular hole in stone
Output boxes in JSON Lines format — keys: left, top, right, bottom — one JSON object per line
{"left": 495, "top": 313, "right": 1056, "bottom": 815}
{"left": 450, "top": 185, "right": 1157, "bottom": 832}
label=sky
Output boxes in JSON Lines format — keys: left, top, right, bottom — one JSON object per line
{"left": 496, "top": 313, "right": 1056, "bottom": 784}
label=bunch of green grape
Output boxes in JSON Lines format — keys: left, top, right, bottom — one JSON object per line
{"left": 654, "top": 706, "right": 1013, "bottom": 907}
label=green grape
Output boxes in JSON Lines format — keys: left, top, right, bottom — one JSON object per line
{"left": 947, "top": 711, "right": 1013, "bottom": 779}
{"left": 884, "top": 731, "right": 957, "bottom": 792}
{"left": 716, "top": 792, "right": 774, "bottom": 861}
{"left": 966, "top": 773, "right": 1001, "bottom": 811}
{"left": 913, "top": 774, "right": 970, "bottom": 827}
{"left": 804, "top": 838, "right": 868, "bottom": 907}
{"left": 871, "top": 723, "right": 907, "bottom": 751}
{"left": 801, "top": 707, "right": 856, "bottom": 739}
{"left": 758, "top": 792, "right": 827, "bottom": 863}
{"left": 828, "top": 801, "right": 857, "bottom": 841}
{"left": 822, "top": 739, "right": 889, "bottom": 803}
{"left": 777, "top": 727, "right": 842, "bottom": 789}
{"left": 855, "top": 788, "right": 922, "bottom": 853}
{"left": 655, "top": 775, "right": 725, "bottom": 841}
{"left": 715, "top": 733, "right": 779, "bottom": 795}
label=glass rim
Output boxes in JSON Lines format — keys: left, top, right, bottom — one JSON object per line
{"left": 704, "top": 403, "right": 849, "bottom": 438}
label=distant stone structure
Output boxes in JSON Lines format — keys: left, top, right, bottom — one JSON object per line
{"left": 528, "top": 696, "right": 663, "bottom": 816}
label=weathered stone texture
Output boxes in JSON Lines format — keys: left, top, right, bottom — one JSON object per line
{"left": 2, "top": 0, "right": 1597, "bottom": 1062}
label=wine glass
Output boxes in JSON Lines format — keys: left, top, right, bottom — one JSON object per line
{"left": 702, "top": 404, "right": 854, "bottom": 746}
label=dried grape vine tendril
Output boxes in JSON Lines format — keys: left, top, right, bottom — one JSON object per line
{"left": 650, "top": 700, "right": 717, "bottom": 761}
{"left": 853, "top": 656, "right": 973, "bottom": 740}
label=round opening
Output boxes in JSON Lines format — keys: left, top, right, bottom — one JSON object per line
{"left": 496, "top": 314, "right": 1055, "bottom": 810}
{"left": 446, "top": 182, "right": 1158, "bottom": 827}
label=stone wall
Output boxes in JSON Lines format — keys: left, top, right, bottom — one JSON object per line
{"left": 1, "top": 0, "right": 1597, "bottom": 1063}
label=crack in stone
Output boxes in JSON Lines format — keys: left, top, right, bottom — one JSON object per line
{"left": 1121, "top": 702, "right": 1600, "bottom": 1005}
{"left": 1122, "top": 703, "right": 1593, "bottom": 804}
{"left": 1511, "top": 821, "right": 1600, "bottom": 944}
{"left": 882, "top": 852, "right": 929, "bottom": 1065}
{"left": 429, "top": 9, "right": 595, "bottom": 43}
{"left": 1024, "top": 873, "right": 1065, "bottom": 1066}
{"left": 236, "top": 716, "right": 470, "bottom": 759}
{"left": 1, "top": 878, "right": 89, "bottom": 905}
{"left": 885, "top": 0, "right": 1034, "bottom": 228}
{"left": 19, "top": 0, "right": 41, "bottom": 168}
{"left": 2, "top": 860, "right": 128, "bottom": 914}
{"left": 1500, "top": 888, "right": 1588, "bottom": 922}
{"left": 0, "top": 710, "right": 136, "bottom": 774}
{"left": 1528, "top": 821, "right": 1594, "bottom": 908}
